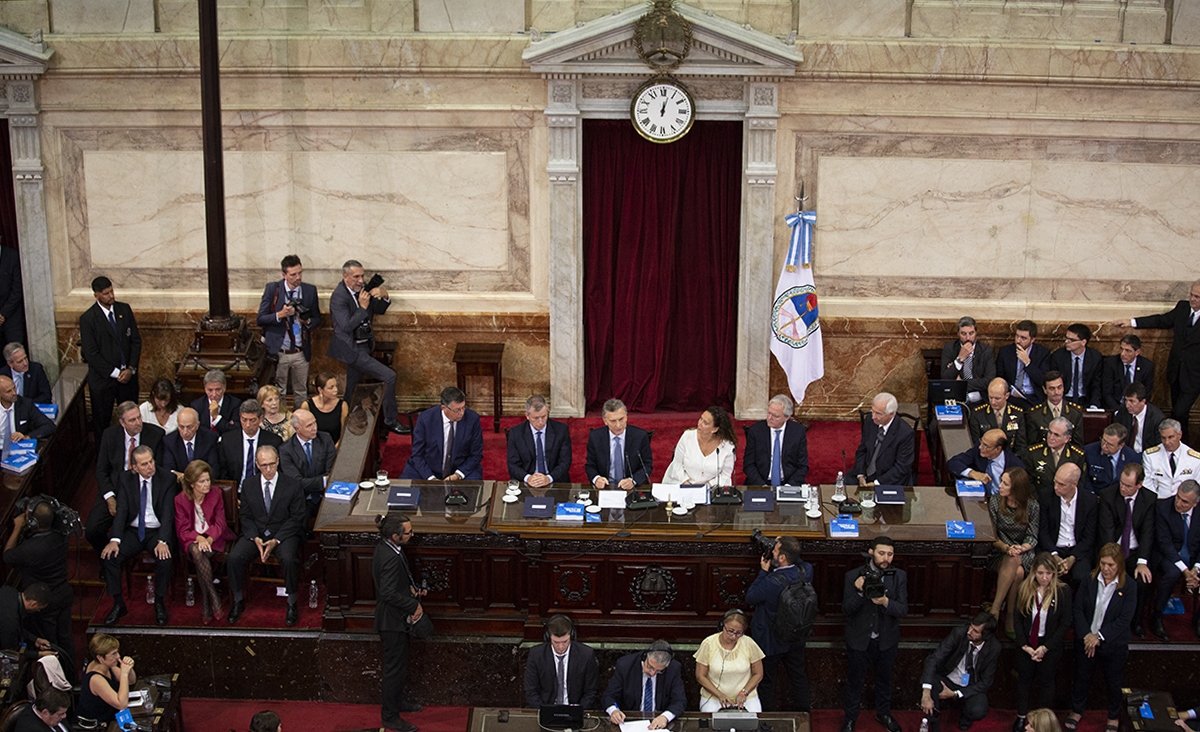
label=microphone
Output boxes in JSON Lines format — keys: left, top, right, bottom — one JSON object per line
{"left": 842, "top": 449, "right": 847, "bottom": 476}
{"left": 626, "top": 434, "right": 657, "bottom": 510}
{"left": 711, "top": 445, "right": 742, "bottom": 505}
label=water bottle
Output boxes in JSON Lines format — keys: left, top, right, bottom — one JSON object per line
{"left": 920, "top": 718, "right": 929, "bottom": 732}
{"left": 833, "top": 471, "right": 847, "bottom": 503}
{"left": 308, "top": 580, "right": 319, "bottom": 609}
{"left": 1, "top": 654, "right": 11, "bottom": 680}
{"left": 185, "top": 578, "right": 195, "bottom": 607}
{"left": 145, "top": 575, "right": 155, "bottom": 604}
{"left": 143, "top": 691, "right": 155, "bottom": 715}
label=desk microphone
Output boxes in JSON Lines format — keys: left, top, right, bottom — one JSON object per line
{"left": 711, "top": 446, "right": 742, "bottom": 505}
{"left": 625, "top": 442, "right": 657, "bottom": 510}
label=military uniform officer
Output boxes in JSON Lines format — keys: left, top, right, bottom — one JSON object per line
{"left": 1023, "top": 416, "right": 1087, "bottom": 493}
{"left": 1141, "top": 418, "right": 1200, "bottom": 499}
{"left": 968, "top": 378, "right": 1028, "bottom": 454}
{"left": 1025, "top": 371, "right": 1084, "bottom": 449}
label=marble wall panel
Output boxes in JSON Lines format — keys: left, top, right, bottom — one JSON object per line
{"left": 797, "top": 0, "right": 907, "bottom": 38}
{"left": 0, "top": 1, "right": 48, "bottom": 33}
{"left": 910, "top": 0, "right": 1141, "bottom": 43}
{"left": 416, "top": 0, "right": 523, "bottom": 32}
{"left": 48, "top": 0, "right": 154, "bottom": 33}
{"left": 157, "top": 0, "right": 416, "bottom": 33}
{"left": 1176, "top": 1, "right": 1200, "bottom": 46}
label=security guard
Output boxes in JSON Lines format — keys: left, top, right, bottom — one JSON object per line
{"left": 1141, "top": 418, "right": 1200, "bottom": 499}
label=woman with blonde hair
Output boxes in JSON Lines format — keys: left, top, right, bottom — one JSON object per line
{"left": 258, "top": 384, "right": 294, "bottom": 442}
{"left": 76, "top": 633, "right": 134, "bottom": 729}
{"left": 1012, "top": 552, "right": 1072, "bottom": 732}
{"left": 173, "top": 460, "right": 235, "bottom": 623}
{"left": 1025, "top": 708, "right": 1062, "bottom": 732}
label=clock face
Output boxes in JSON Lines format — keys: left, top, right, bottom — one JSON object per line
{"left": 631, "top": 80, "right": 695, "bottom": 143}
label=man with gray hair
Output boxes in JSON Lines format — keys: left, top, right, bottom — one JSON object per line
{"left": 1022, "top": 416, "right": 1086, "bottom": 493}
{"left": 601, "top": 640, "right": 686, "bottom": 729}
{"left": 1142, "top": 419, "right": 1200, "bottom": 499}
{"left": 189, "top": 369, "right": 241, "bottom": 435}
{"left": 1151, "top": 478, "right": 1200, "bottom": 640}
{"left": 280, "top": 408, "right": 338, "bottom": 518}
{"left": 507, "top": 394, "right": 572, "bottom": 486}
{"left": 852, "top": 393, "right": 915, "bottom": 488}
{"left": 327, "top": 259, "right": 404, "bottom": 435}
{"left": 0, "top": 342, "right": 51, "bottom": 404}
{"left": 1037, "top": 462, "right": 1096, "bottom": 586}
{"left": 940, "top": 316, "right": 995, "bottom": 404}
{"left": 217, "top": 399, "right": 283, "bottom": 483}
{"left": 585, "top": 398, "right": 652, "bottom": 489}
{"left": 744, "top": 394, "right": 809, "bottom": 486}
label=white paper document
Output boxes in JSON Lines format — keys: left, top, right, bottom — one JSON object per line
{"left": 619, "top": 720, "right": 655, "bottom": 732}
{"left": 651, "top": 483, "right": 709, "bottom": 504}
{"left": 598, "top": 490, "right": 628, "bottom": 509}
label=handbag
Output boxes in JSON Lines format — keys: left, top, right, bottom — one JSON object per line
{"left": 406, "top": 612, "right": 434, "bottom": 640}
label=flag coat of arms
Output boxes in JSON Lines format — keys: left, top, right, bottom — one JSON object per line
{"left": 770, "top": 210, "right": 824, "bottom": 401}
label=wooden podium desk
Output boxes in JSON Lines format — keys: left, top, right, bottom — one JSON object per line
{"left": 317, "top": 479, "right": 995, "bottom": 641}
{"left": 468, "top": 708, "right": 810, "bottom": 732}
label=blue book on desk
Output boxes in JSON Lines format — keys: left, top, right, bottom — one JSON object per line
{"left": 935, "top": 404, "right": 964, "bottom": 423}
{"left": 955, "top": 479, "right": 985, "bottom": 498}
{"left": 35, "top": 403, "right": 57, "bottom": 421}
{"left": 0, "top": 451, "right": 36, "bottom": 474}
{"left": 325, "top": 482, "right": 359, "bottom": 503}
{"left": 555, "top": 502, "right": 585, "bottom": 521}
{"left": 523, "top": 496, "right": 555, "bottom": 519}
{"left": 115, "top": 709, "right": 135, "bottom": 729}
{"left": 946, "top": 521, "right": 975, "bottom": 539}
{"left": 387, "top": 486, "right": 420, "bottom": 509}
{"left": 830, "top": 515, "right": 859, "bottom": 538}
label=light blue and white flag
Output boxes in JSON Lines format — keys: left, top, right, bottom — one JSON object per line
{"left": 770, "top": 210, "right": 824, "bottom": 401}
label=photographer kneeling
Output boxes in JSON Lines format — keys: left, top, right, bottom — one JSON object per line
{"left": 841, "top": 536, "right": 908, "bottom": 732}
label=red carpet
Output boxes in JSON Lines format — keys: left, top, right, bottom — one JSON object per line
{"left": 185, "top": 698, "right": 467, "bottom": 732}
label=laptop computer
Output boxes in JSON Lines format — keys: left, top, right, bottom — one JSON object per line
{"left": 927, "top": 379, "right": 967, "bottom": 404}
{"left": 539, "top": 705, "right": 584, "bottom": 730}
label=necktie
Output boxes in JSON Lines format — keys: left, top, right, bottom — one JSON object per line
{"left": 1183, "top": 512, "right": 1192, "bottom": 565}
{"left": 642, "top": 676, "right": 653, "bottom": 712}
{"left": 612, "top": 436, "right": 624, "bottom": 482}
{"left": 245, "top": 439, "right": 256, "bottom": 479}
{"left": 995, "top": 409, "right": 1004, "bottom": 428}
{"left": 107, "top": 309, "right": 118, "bottom": 336}
{"left": 138, "top": 479, "right": 148, "bottom": 541}
{"left": 770, "top": 429, "right": 783, "bottom": 487}
{"left": 866, "top": 425, "right": 885, "bottom": 477}
{"left": 1015, "top": 359, "right": 1026, "bottom": 393}
{"left": 1125, "top": 364, "right": 1134, "bottom": 385}
{"left": 962, "top": 349, "right": 974, "bottom": 382}
{"left": 186, "top": 441, "right": 194, "bottom": 462}
{"left": 1171, "top": 452, "right": 1178, "bottom": 476}
{"left": 1028, "top": 603, "right": 1041, "bottom": 648}
{"left": 263, "top": 480, "right": 272, "bottom": 512}
{"left": 1121, "top": 497, "right": 1134, "bottom": 557}
{"left": 13, "top": 372, "right": 21, "bottom": 397}
{"left": 988, "top": 458, "right": 1003, "bottom": 488}
{"left": 555, "top": 653, "right": 566, "bottom": 704}
{"left": 1072, "top": 356, "right": 1082, "bottom": 399}
{"left": 535, "top": 431, "right": 547, "bottom": 475}
{"left": 443, "top": 421, "right": 456, "bottom": 478}
{"left": 127, "top": 437, "right": 136, "bottom": 469}
{"left": 304, "top": 441, "right": 312, "bottom": 469}
{"left": 966, "top": 646, "right": 977, "bottom": 680}
{"left": 1112, "top": 454, "right": 1119, "bottom": 479}
{"left": 0, "top": 409, "right": 9, "bottom": 445}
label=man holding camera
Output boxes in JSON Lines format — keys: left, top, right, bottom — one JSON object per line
{"left": 3, "top": 498, "right": 75, "bottom": 680}
{"left": 257, "top": 255, "right": 322, "bottom": 410}
{"left": 746, "top": 535, "right": 813, "bottom": 712}
{"left": 328, "top": 260, "right": 403, "bottom": 435}
{"left": 842, "top": 536, "right": 908, "bottom": 732}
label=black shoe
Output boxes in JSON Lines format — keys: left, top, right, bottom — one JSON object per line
{"left": 398, "top": 701, "right": 423, "bottom": 714}
{"left": 228, "top": 600, "right": 245, "bottom": 624}
{"left": 385, "top": 421, "right": 412, "bottom": 436}
{"left": 958, "top": 718, "right": 973, "bottom": 731}
{"left": 1132, "top": 619, "right": 1146, "bottom": 639}
{"left": 285, "top": 603, "right": 299, "bottom": 626}
{"left": 384, "top": 718, "right": 418, "bottom": 732}
{"left": 1150, "top": 615, "right": 1169, "bottom": 642}
{"left": 840, "top": 720, "right": 856, "bottom": 732}
{"left": 876, "top": 714, "right": 902, "bottom": 732}
{"left": 1014, "top": 716, "right": 1026, "bottom": 732}
{"left": 154, "top": 600, "right": 168, "bottom": 626}
{"left": 103, "top": 601, "right": 127, "bottom": 626}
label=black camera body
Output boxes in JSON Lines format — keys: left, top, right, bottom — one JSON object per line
{"left": 286, "top": 297, "right": 311, "bottom": 321}
{"left": 14, "top": 494, "right": 82, "bottom": 537}
{"left": 365, "top": 273, "right": 385, "bottom": 292}
{"left": 750, "top": 528, "right": 776, "bottom": 560}
{"left": 859, "top": 563, "right": 896, "bottom": 600}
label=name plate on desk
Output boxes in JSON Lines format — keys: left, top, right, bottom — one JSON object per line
{"left": 387, "top": 486, "right": 420, "bottom": 508}
{"left": 743, "top": 492, "right": 775, "bottom": 512}
{"left": 956, "top": 479, "right": 985, "bottom": 498}
{"left": 523, "top": 497, "right": 556, "bottom": 519}
{"left": 830, "top": 516, "right": 859, "bottom": 538}
{"left": 946, "top": 521, "right": 976, "bottom": 539}
{"left": 874, "top": 485, "right": 905, "bottom": 504}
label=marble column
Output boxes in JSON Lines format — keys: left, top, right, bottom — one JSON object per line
{"left": 734, "top": 82, "right": 780, "bottom": 421}
{"left": 5, "top": 79, "right": 57, "bottom": 381}
{"left": 545, "top": 78, "right": 585, "bottom": 418}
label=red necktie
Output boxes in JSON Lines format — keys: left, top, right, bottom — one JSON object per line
{"left": 1028, "top": 603, "right": 1040, "bottom": 648}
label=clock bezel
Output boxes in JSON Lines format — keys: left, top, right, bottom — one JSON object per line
{"left": 629, "top": 77, "right": 696, "bottom": 144}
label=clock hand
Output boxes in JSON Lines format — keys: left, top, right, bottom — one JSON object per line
{"left": 660, "top": 99, "right": 668, "bottom": 117}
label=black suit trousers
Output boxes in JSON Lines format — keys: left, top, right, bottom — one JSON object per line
{"left": 380, "top": 629, "right": 412, "bottom": 725}
{"left": 844, "top": 638, "right": 896, "bottom": 720}
{"left": 103, "top": 527, "right": 173, "bottom": 598}
{"left": 1155, "top": 557, "right": 1184, "bottom": 614}
{"left": 85, "top": 498, "right": 115, "bottom": 556}
{"left": 1013, "top": 645, "right": 1062, "bottom": 715}
{"left": 227, "top": 536, "right": 301, "bottom": 599}
{"left": 927, "top": 676, "right": 989, "bottom": 723}
{"left": 1071, "top": 641, "right": 1128, "bottom": 719}
{"left": 1170, "top": 380, "right": 1200, "bottom": 442}
{"left": 88, "top": 374, "right": 139, "bottom": 439}
{"left": 1123, "top": 557, "right": 1151, "bottom": 620}
{"left": 759, "top": 642, "right": 810, "bottom": 712}
{"left": 343, "top": 342, "right": 397, "bottom": 424}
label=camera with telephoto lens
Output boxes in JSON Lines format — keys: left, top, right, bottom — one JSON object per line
{"left": 286, "top": 296, "right": 311, "bottom": 320}
{"left": 750, "top": 529, "right": 776, "bottom": 560}
{"left": 14, "top": 494, "right": 82, "bottom": 537}
{"left": 364, "top": 273, "right": 385, "bottom": 292}
{"left": 859, "top": 562, "right": 896, "bottom": 600}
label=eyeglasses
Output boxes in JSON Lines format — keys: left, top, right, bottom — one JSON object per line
{"left": 1063, "top": 336, "right": 1082, "bottom": 343}
{"left": 722, "top": 626, "right": 744, "bottom": 637}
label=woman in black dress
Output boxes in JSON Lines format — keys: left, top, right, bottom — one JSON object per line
{"left": 76, "top": 633, "right": 135, "bottom": 729}
{"left": 987, "top": 466, "right": 1039, "bottom": 634}
{"left": 300, "top": 371, "right": 348, "bottom": 447}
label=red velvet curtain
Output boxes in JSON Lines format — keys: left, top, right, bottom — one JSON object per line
{"left": 0, "top": 120, "right": 19, "bottom": 250}
{"left": 583, "top": 119, "right": 742, "bottom": 413}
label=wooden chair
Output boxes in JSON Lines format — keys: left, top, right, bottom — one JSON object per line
{"left": 0, "top": 700, "right": 30, "bottom": 732}
{"left": 858, "top": 407, "right": 922, "bottom": 484}
{"left": 183, "top": 480, "right": 239, "bottom": 594}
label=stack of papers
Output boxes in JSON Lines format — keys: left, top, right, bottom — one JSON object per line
{"left": 1, "top": 452, "right": 37, "bottom": 474}
{"left": 935, "top": 404, "right": 964, "bottom": 423}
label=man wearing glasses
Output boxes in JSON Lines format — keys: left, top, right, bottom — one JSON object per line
{"left": 601, "top": 640, "right": 686, "bottom": 730}
{"left": 1049, "top": 324, "right": 1103, "bottom": 409}
{"left": 400, "top": 386, "right": 483, "bottom": 481}
{"left": 227, "top": 445, "right": 306, "bottom": 626}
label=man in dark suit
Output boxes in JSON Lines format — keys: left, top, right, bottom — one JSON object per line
{"left": 967, "top": 378, "right": 1027, "bottom": 453}
{"left": 524, "top": 614, "right": 600, "bottom": 708}
{"left": 84, "top": 401, "right": 165, "bottom": 556}
{"left": 1, "top": 344, "right": 51, "bottom": 404}
{"left": 919, "top": 612, "right": 1001, "bottom": 732}
{"left": 1025, "top": 372, "right": 1084, "bottom": 448}
{"left": 747, "top": 535, "right": 814, "bottom": 712}
{"left": 1082, "top": 423, "right": 1141, "bottom": 495}
{"left": 0, "top": 376, "right": 55, "bottom": 441}
{"left": 1024, "top": 417, "right": 1087, "bottom": 493}
{"left": 995, "top": 320, "right": 1052, "bottom": 408}
{"left": 1098, "top": 463, "right": 1156, "bottom": 638}
{"left": 0, "top": 246, "right": 24, "bottom": 347}
{"left": 373, "top": 514, "right": 423, "bottom": 732}
{"left": 100, "top": 446, "right": 177, "bottom": 626}
{"left": 1049, "top": 323, "right": 1103, "bottom": 409}
{"left": 227, "top": 445, "right": 306, "bottom": 626}
{"left": 280, "top": 408, "right": 337, "bottom": 517}
{"left": 584, "top": 398, "right": 652, "bottom": 489}
{"left": 161, "top": 407, "right": 218, "bottom": 475}
{"left": 400, "top": 386, "right": 484, "bottom": 481}
{"left": 79, "top": 276, "right": 141, "bottom": 438}
{"left": 507, "top": 394, "right": 572, "bottom": 486}
{"left": 940, "top": 316, "right": 995, "bottom": 404}
{"left": 190, "top": 369, "right": 242, "bottom": 436}
{"left": 842, "top": 536, "right": 908, "bottom": 732}
{"left": 1038, "top": 463, "right": 1097, "bottom": 586}
{"left": 852, "top": 392, "right": 915, "bottom": 489}
{"left": 743, "top": 394, "right": 809, "bottom": 486}
{"left": 4, "top": 500, "right": 75, "bottom": 679}
{"left": 217, "top": 400, "right": 283, "bottom": 483}
{"left": 947, "top": 429, "right": 1025, "bottom": 496}
{"left": 1116, "top": 281, "right": 1200, "bottom": 441}
{"left": 1150, "top": 479, "right": 1200, "bottom": 641}
{"left": 1101, "top": 334, "right": 1155, "bottom": 411}
{"left": 1114, "top": 382, "right": 1166, "bottom": 454}
{"left": 0, "top": 583, "right": 49, "bottom": 658}
{"left": 601, "top": 640, "right": 686, "bottom": 729}
{"left": 327, "top": 259, "right": 403, "bottom": 434}
{"left": 257, "top": 254, "right": 322, "bottom": 410}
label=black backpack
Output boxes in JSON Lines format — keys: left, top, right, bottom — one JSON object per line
{"left": 770, "top": 572, "right": 818, "bottom": 643}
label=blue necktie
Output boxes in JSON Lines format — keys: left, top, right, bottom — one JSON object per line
{"left": 304, "top": 440, "right": 312, "bottom": 469}
{"left": 245, "top": 440, "right": 255, "bottom": 479}
{"left": 1183, "top": 512, "right": 1192, "bottom": 566}
{"left": 642, "top": 676, "right": 653, "bottom": 712}
{"left": 1125, "top": 364, "right": 1134, "bottom": 385}
{"left": 186, "top": 441, "right": 193, "bottom": 462}
{"left": 13, "top": 372, "right": 21, "bottom": 397}
{"left": 989, "top": 458, "right": 1003, "bottom": 489}
{"left": 770, "top": 429, "right": 782, "bottom": 486}
{"left": 535, "top": 430, "right": 547, "bottom": 475}
{"left": 612, "top": 437, "right": 624, "bottom": 482}
{"left": 138, "top": 479, "right": 148, "bottom": 541}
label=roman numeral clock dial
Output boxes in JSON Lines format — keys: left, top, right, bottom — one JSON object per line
{"left": 631, "top": 78, "right": 695, "bottom": 144}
